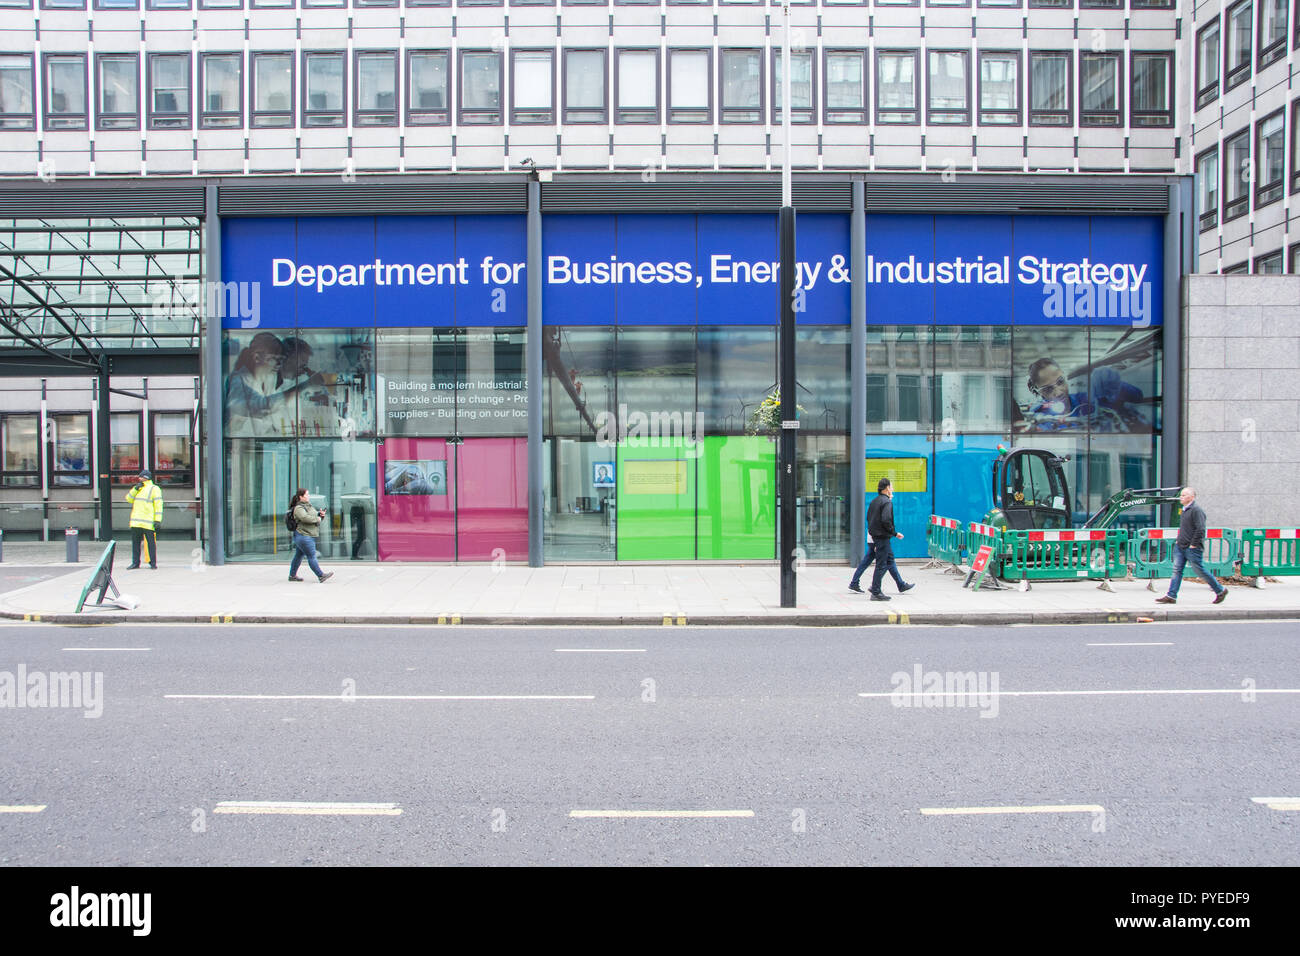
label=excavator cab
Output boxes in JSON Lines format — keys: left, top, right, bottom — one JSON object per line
{"left": 987, "top": 447, "right": 1071, "bottom": 531}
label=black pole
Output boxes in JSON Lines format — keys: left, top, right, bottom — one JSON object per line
{"left": 97, "top": 363, "right": 113, "bottom": 541}
{"left": 779, "top": 205, "right": 797, "bottom": 608}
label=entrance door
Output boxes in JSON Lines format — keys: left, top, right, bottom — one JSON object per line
{"left": 376, "top": 437, "right": 527, "bottom": 561}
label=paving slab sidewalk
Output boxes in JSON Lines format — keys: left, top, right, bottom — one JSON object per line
{"left": 0, "top": 548, "right": 1296, "bottom": 626}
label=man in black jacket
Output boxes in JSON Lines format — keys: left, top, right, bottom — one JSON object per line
{"left": 848, "top": 478, "right": 915, "bottom": 600}
{"left": 1155, "top": 487, "right": 1227, "bottom": 605}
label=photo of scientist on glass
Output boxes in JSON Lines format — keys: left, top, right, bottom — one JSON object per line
{"left": 225, "top": 330, "right": 374, "bottom": 439}
{"left": 1013, "top": 328, "right": 1159, "bottom": 434}
{"left": 384, "top": 459, "right": 447, "bottom": 496}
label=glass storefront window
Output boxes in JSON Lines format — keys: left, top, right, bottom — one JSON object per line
{"left": 51, "top": 413, "right": 90, "bottom": 487}
{"left": 696, "top": 326, "right": 775, "bottom": 434}
{"left": 1088, "top": 328, "right": 1162, "bottom": 434}
{"left": 1012, "top": 326, "right": 1091, "bottom": 434}
{"left": 796, "top": 433, "right": 849, "bottom": 559}
{"left": 1, "top": 414, "right": 39, "bottom": 487}
{"left": 796, "top": 326, "right": 850, "bottom": 434}
{"left": 933, "top": 326, "right": 1013, "bottom": 433}
{"left": 458, "top": 328, "right": 527, "bottom": 437}
{"left": 153, "top": 411, "right": 192, "bottom": 485}
{"left": 110, "top": 412, "right": 141, "bottom": 484}
{"left": 544, "top": 326, "right": 615, "bottom": 439}
{"left": 297, "top": 440, "right": 378, "bottom": 562}
{"left": 866, "top": 326, "right": 931, "bottom": 433}
{"left": 543, "top": 437, "right": 617, "bottom": 560}
{"left": 225, "top": 438, "right": 295, "bottom": 559}
{"left": 615, "top": 327, "right": 696, "bottom": 440}
{"left": 377, "top": 329, "right": 456, "bottom": 437}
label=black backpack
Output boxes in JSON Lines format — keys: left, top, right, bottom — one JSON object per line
{"left": 285, "top": 506, "right": 298, "bottom": 533}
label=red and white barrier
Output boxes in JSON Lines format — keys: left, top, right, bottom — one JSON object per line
{"left": 1144, "top": 527, "right": 1228, "bottom": 540}
{"left": 930, "top": 515, "right": 961, "bottom": 530}
{"left": 1026, "top": 529, "right": 1109, "bottom": 542}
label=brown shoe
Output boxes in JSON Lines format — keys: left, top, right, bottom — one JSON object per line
{"left": 1213, "top": 590, "right": 1227, "bottom": 604}
{"left": 1155, "top": 595, "right": 1176, "bottom": 604}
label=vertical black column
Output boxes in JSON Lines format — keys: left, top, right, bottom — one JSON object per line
{"left": 779, "top": 205, "right": 797, "bottom": 608}
{"left": 96, "top": 364, "right": 112, "bottom": 540}
{"left": 203, "top": 184, "right": 226, "bottom": 565}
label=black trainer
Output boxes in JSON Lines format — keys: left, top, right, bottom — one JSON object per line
{"left": 898, "top": 582, "right": 915, "bottom": 593}
{"left": 870, "top": 592, "right": 891, "bottom": 601}
{"left": 848, "top": 583, "right": 864, "bottom": 593}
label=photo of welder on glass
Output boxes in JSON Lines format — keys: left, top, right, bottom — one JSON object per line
{"left": 1013, "top": 328, "right": 1160, "bottom": 434}
{"left": 384, "top": 459, "right": 447, "bottom": 496}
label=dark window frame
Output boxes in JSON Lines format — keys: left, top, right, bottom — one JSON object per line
{"left": 108, "top": 410, "right": 143, "bottom": 486}
{"left": 199, "top": 51, "right": 243, "bottom": 129}
{"left": 1255, "top": 249, "right": 1284, "bottom": 273}
{"left": 1027, "top": 0, "right": 1071, "bottom": 6}
{"left": 1289, "top": 241, "right": 1300, "bottom": 273}
{"left": 0, "top": 53, "right": 36, "bottom": 131}
{"left": 719, "top": 47, "right": 764, "bottom": 124}
{"left": 94, "top": 0, "right": 140, "bottom": 8}
{"left": 1222, "top": 261, "right": 1250, "bottom": 274}
{"left": 1079, "top": 49, "right": 1122, "bottom": 128}
{"left": 458, "top": 49, "right": 503, "bottom": 126}
{"left": 977, "top": 49, "right": 1021, "bottom": 127}
{"left": 926, "top": 48, "right": 969, "bottom": 126}
{"left": 1255, "top": 106, "right": 1286, "bottom": 207}
{"left": 616, "top": 48, "right": 661, "bottom": 125}
{"left": 1195, "top": 144, "right": 1219, "bottom": 232}
{"left": 1028, "top": 49, "right": 1072, "bottom": 127}
{"left": 822, "top": 48, "right": 868, "bottom": 125}
{"left": 1258, "top": 0, "right": 1288, "bottom": 68}
{"left": 666, "top": 47, "right": 712, "bottom": 124}
{"left": 250, "top": 50, "right": 295, "bottom": 128}
{"left": 1129, "top": 50, "right": 1173, "bottom": 128}
{"left": 1222, "top": 126, "right": 1251, "bottom": 222}
{"left": 562, "top": 48, "right": 608, "bottom": 125}
{"left": 1195, "top": 17, "right": 1221, "bottom": 110}
{"left": 874, "top": 48, "right": 919, "bottom": 126}
{"left": 95, "top": 52, "right": 140, "bottom": 131}
{"left": 1292, "top": 97, "right": 1300, "bottom": 194}
{"left": 302, "top": 50, "right": 346, "bottom": 128}
{"left": 198, "top": 0, "right": 246, "bottom": 8}
{"left": 353, "top": 48, "right": 399, "bottom": 128}
{"left": 769, "top": 46, "right": 815, "bottom": 125}
{"left": 48, "top": 411, "right": 92, "bottom": 489}
{"left": 510, "top": 47, "right": 555, "bottom": 125}
{"left": 0, "top": 413, "right": 40, "bottom": 489}
{"left": 405, "top": 49, "right": 451, "bottom": 126}
{"left": 42, "top": 51, "right": 89, "bottom": 132}
{"left": 1225, "top": 0, "right": 1254, "bottom": 91}
{"left": 147, "top": 51, "right": 192, "bottom": 130}
{"left": 151, "top": 410, "right": 194, "bottom": 486}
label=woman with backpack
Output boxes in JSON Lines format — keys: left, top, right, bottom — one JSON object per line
{"left": 287, "top": 488, "right": 334, "bottom": 583}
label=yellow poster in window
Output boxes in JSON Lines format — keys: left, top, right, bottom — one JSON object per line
{"left": 624, "top": 459, "right": 688, "bottom": 495}
{"left": 865, "top": 457, "right": 927, "bottom": 493}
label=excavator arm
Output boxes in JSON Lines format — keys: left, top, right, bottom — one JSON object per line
{"left": 1081, "top": 487, "right": 1185, "bottom": 530}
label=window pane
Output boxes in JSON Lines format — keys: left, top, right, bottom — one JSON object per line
{"left": 1259, "top": 113, "right": 1285, "bottom": 186}
{"left": 1261, "top": 0, "right": 1286, "bottom": 48}
{"left": 1225, "top": 132, "right": 1250, "bottom": 203}
{"left": 48, "top": 56, "right": 86, "bottom": 123}
{"left": 98, "top": 55, "right": 137, "bottom": 125}
{"left": 203, "top": 55, "right": 240, "bottom": 121}
{"left": 110, "top": 414, "right": 141, "bottom": 481}
{"left": 1030, "top": 54, "right": 1067, "bottom": 110}
{"left": 2, "top": 416, "right": 38, "bottom": 485}
{"left": 154, "top": 412, "right": 192, "bottom": 484}
{"left": 670, "top": 51, "right": 709, "bottom": 109}
{"left": 357, "top": 53, "right": 396, "bottom": 111}
{"left": 619, "top": 51, "right": 657, "bottom": 110}
{"left": 1197, "top": 150, "right": 1218, "bottom": 220}
{"left": 462, "top": 53, "right": 501, "bottom": 111}
{"left": 151, "top": 55, "right": 189, "bottom": 117}
{"left": 409, "top": 52, "right": 448, "bottom": 118}
{"left": 980, "top": 54, "right": 1017, "bottom": 108}
{"left": 1081, "top": 54, "right": 1117, "bottom": 110}
{"left": 877, "top": 53, "right": 915, "bottom": 109}
{"left": 514, "top": 51, "right": 552, "bottom": 110}
{"left": 566, "top": 50, "right": 605, "bottom": 111}
{"left": 721, "top": 50, "right": 761, "bottom": 116}
{"left": 254, "top": 54, "right": 292, "bottom": 114}
{"left": 826, "top": 52, "right": 864, "bottom": 110}
{"left": 0, "top": 56, "right": 34, "bottom": 127}
{"left": 1132, "top": 55, "right": 1168, "bottom": 112}
{"left": 306, "top": 54, "right": 344, "bottom": 111}
{"left": 773, "top": 50, "right": 812, "bottom": 110}
{"left": 928, "top": 51, "right": 966, "bottom": 111}
{"left": 1227, "top": 2, "right": 1252, "bottom": 73}
{"left": 52, "top": 415, "right": 90, "bottom": 487}
{"left": 1197, "top": 23, "right": 1220, "bottom": 90}
{"left": 697, "top": 327, "right": 775, "bottom": 434}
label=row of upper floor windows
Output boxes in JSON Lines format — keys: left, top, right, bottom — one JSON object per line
{"left": 1194, "top": 96, "right": 1300, "bottom": 231}
{"left": 0, "top": 0, "right": 1174, "bottom": 11}
{"left": 0, "top": 47, "right": 1174, "bottom": 131}
{"left": 1194, "top": 0, "right": 1296, "bottom": 111}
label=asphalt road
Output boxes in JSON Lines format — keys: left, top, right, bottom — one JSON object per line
{"left": 0, "top": 620, "right": 1297, "bottom": 866}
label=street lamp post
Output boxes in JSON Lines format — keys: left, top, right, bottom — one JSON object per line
{"left": 778, "top": 3, "right": 797, "bottom": 608}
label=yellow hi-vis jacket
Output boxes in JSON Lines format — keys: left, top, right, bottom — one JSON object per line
{"left": 125, "top": 480, "right": 163, "bottom": 530}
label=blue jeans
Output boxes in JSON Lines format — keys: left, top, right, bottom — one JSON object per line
{"left": 851, "top": 539, "right": 905, "bottom": 590}
{"left": 1168, "top": 544, "right": 1224, "bottom": 598}
{"left": 289, "top": 532, "right": 324, "bottom": 579}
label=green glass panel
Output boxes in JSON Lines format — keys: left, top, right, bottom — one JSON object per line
{"left": 615, "top": 438, "right": 695, "bottom": 560}
{"left": 697, "top": 435, "right": 776, "bottom": 560}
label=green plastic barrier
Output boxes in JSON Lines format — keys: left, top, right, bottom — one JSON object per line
{"left": 1240, "top": 528, "right": 1300, "bottom": 582}
{"left": 1130, "top": 528, "right": 1240, "bottom": 583}
{"left": 1000, "top": 528, "right": 1129, "bottom": 582}
{"left": 965, "top": 521, "right": 1003, "bottom": 576}
{"left": 925, "top": 515, "right": 965, "bottom": 567}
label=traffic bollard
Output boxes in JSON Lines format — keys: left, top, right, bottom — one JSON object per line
{"left": 66, "top": 528, "right": 79, "bottom": 563}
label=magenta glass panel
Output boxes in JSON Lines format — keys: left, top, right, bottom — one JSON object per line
{"left": 377, "top": 438, "right": 456, "bottom": 560}
{"left": 456, "top": 437, "right": 528, "bottom": 561}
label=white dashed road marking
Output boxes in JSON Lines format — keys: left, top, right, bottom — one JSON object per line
{"left": 213, "top": 802, "right": 401, "bottom": 816}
